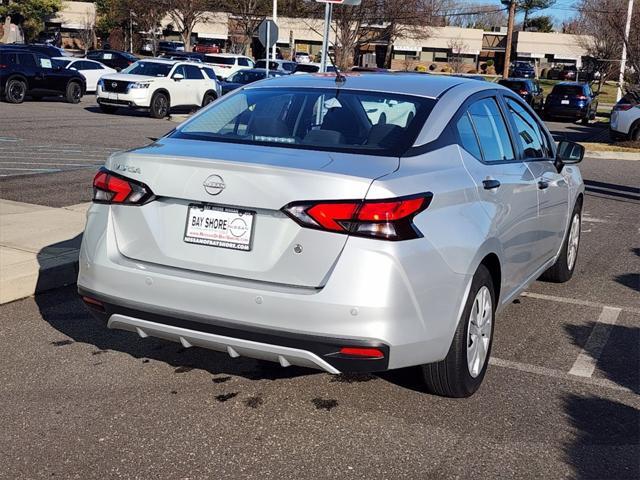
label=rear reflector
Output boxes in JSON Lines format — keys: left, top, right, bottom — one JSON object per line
{"left": 282, "top": 193, "right": 432, "bottom": 241}
{"left": 92, "top": 168, "right": 154, "bottom": 205}
{"left": 82, "top": 296, "right": 105, "bottom": 311}
{"left": 613, "top": 103, "right": 634, "bottom": 111}
{"left": 339, "top": 347, "right": 385, "bottom": 359}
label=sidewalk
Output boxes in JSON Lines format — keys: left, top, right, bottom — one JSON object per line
{"left": 0, "top": 200, "right": 89, "bottom": 304}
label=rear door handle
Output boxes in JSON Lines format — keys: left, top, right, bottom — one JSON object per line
{"left": 482, "top": 179, "right": 501, "bottom": 190}
{"left": 538, "top": 180, "right": 550, "bottom": 190}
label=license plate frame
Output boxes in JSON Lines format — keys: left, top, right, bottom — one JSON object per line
{"left": 561, "top": 99, "right": 570, "bottom": 105}
{"left": 183, "top": 203, "right": 255, "bottom": 251}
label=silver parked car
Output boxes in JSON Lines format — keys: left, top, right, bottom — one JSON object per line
{"left": 79, "top": 73, "right": 585, "bottom": 397}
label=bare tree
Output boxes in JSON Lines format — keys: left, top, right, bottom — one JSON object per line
{"left": 130, "top": 0, "right": 168, "bottom": 56}
{"left": 574, "top": 0, "right": 639, "bottom": 86}
{"left": 77, "top": 14, "right": 95, "bottom": 55}
{"left": 162, "top": 0, "right": 213, "bottom": 51}
{"left": 447, "top": 37, "right": 468, "bottom": 73}
{"left": 226, "top": 0, "right": 270, "bottom": 55}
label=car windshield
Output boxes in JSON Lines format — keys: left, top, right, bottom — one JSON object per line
{"left": 206, "top": 55, "right": 235, "bottom": 65}
{"left": 500, "top": 80, "right": 527, "bottom": 90}
{"left": 172, "top": 87, "right": 434, "bottom": 156}
{"left": 122, "top": 61, "right": 172, "bottom": 77}
{"left": 122, "top": 52, "right": 138, "bottom": 61}
{"left": 229, "top": 70, "right": 266, "bottom": 84}
{"left": 295, "top": 64, "right": 320, "bottom": 73}
{"left": 552, "top": 85, "right": 584, "bottom": 96}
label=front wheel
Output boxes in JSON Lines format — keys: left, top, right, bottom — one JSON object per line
{"left": 540, "top": 201, "right": 582, "bottom": 283}
{"left": 201, "top": 93, "right": 216, "bottom": 108}
{"left": 421, "top": 265, "right": 495, "bottom": 398}
{"left": 5, "top": 78, "right": 27, "bottom": 104}
{"left": 149, "top": 92, "right": 170, "bottom": 118}
{"left": 65, "top": 81, "right": 82, "bottom": 104}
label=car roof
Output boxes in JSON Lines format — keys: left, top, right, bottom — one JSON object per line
{"left": 245, "top": 72, "right": 488, "bottom": 99}
{"left": 556, "top": 82, "right": 585, "bottom": 86}
{"left": 206, "top": 53, "right": 248, "bottom": 58}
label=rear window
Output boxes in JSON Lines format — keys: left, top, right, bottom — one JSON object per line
{"left": 552, "top": 85, "right": 584, "bottom": 96}
{"left": 172, "top": 87, "right": 434, "bottom": 156}
{"left": 499, "top": 80, "right": 527, "bottom": 90}
{"left": 206, "top": 55, "right": 235, "bottom": 65}
{"left": 52, "top": 58, "right": 71, "bottom": 68}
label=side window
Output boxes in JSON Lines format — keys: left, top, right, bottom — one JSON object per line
{"left": 17, "top": 53, "right": 36, "bottom": 67}
{"left": 456, "top": 112, "right": 483, "bottom": 160}
{"left": 184, "top": 65, "right": 204, "bottom": 80}
{"left": 506, "top": 98, "right": 551, "bottom": 158}
{"left": 34, "top": 54, "right": 53, "bottom": 69}
{"left": 467, "top": 98, "right": 515, "bottom": 162}
{"left": 202, "top": 67, "right": 216, "bottom": 80}
{"left": 172, "top": 65, "right": 186, "bottom": 78}
{"left": 238, "top": 58, "right": 250, "bottom": 67}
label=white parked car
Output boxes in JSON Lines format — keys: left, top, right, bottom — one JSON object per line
{"left": 203, "top": 54, "right": 254, "bottom": 80}
{"left": 255, "top": 59, "right": 297, "bottom": 74}
{"left": 294, "top": 51, "right": 311, "bottom": 63}
{"left": 610, "top": 92, "right": 640, "bottom": 141}
{"left": 52, "top": 57, "right": 116, "bottom": 92}
{"left": 96, "top": 59, "right": 221, "bottom": 118}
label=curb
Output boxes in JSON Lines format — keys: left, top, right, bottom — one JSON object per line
{"left": 585, "top": 150, "right": 640, "bottom": 161}
{"left": 0, "top": 252, "right": 79, "bottom": 305}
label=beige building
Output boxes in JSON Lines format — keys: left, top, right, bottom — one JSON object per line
{"left": 513, "top": 31, "right": 592, "bottom": 68}
{"left": 47, "top": 1, "right": 96, "bottom": 31}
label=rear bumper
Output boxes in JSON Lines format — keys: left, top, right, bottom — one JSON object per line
{"left": 545, "top": 105, "right": 588, "bottom": 118}
{"left": 80, "top": 286, "right": 389, "bottom": 373}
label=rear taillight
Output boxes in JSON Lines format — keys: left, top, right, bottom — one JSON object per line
{"left": 92, "top": 168, "right": 154, "bottom": 205}
{"left": 519, "top": 89, "right": 529, "bottom": 95}
{"left": 282, "top": 193, "right": 432, "bottom": 241}
{"left": 576, "top": 95, "right": 588, "bottom": 101}
{"left": 613, "top": 103, "right": 634, "bottom": 111}
{"left": 0, "top": 64, "right": 7, "bottom": 69}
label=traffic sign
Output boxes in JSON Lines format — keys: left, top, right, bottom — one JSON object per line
{"left": 258, "top": 19, "right": 278, "bottom": 49}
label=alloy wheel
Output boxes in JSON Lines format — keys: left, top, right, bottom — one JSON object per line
{"left": 567, "top": 213, "right": 581, "bottom": 271}
{"left": 466, "top": 286, "right": 492, "bottom": 378}
{"left": 9, "top": 81, "right": 26, "bottom": 102}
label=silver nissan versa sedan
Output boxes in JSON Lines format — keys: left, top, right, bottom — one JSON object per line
{"left": 78, "top": 73, "right": 585, "bottom": 397}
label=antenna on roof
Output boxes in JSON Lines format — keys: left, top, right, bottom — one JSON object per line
{"left": 326, "top": 49, "right": 346, "bottom": 85}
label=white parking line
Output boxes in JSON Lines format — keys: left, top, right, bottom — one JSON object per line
{"left": 569, "top": 306, "right": 622, "bottom": 378}
{"left": 490, "top": 357, "right": 632, "bottom": 393}
{"left": 521, "top": 291, "right": 640, "bottom": 314}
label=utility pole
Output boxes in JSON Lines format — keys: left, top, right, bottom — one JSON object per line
{"left": 617, "top": 0, "right": 634, "bottom": 102}
{"left": 502, "top": 0, "right": 516, "bottom": 78}
{"left": 320, "top": 2, "right": 333, "bottom": 73}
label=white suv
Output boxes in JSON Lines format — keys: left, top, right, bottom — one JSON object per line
{"left": 203, "top": 54, "right": 254, "bottom": 80}
{"left": 610, "top": 92, "right": 640, "bottom": 141}
{"left": 96, "top": 59, "right": 221, "bottom": 118}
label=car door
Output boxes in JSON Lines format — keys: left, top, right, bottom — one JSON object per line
{"left": 503, "top": 96, "right": 569, "bottom": 264}
{"left": 74, "top": 60, "right": 100, "bottom": 91}
{"left": 169, "top": 64, "right": 189, "bottom": 106}
{"left": 16, "top": 53, "right": 42, "bottom": 92}
{"left": 183, "top": 64, "right": 207, "bottom": 105}
{"left": 456, "top": 95, "right": 541, "bottom": 297}
{"left": 33, "top": 53, "right": 63, "bottom": 93}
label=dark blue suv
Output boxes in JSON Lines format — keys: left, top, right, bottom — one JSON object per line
{"left": 544, "top": 82, "right": 598, "bottom": 124}
{"left": 509, "top": 61, "right": 536, "bottom": 78}
{"left": 0, "top": 49, "right": 85, "bottom": 103}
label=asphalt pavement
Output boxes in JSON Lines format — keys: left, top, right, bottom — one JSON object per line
{"left": 0, "top": 96, "right": 638, "bottom": 479}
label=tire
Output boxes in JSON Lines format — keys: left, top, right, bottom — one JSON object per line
{"left": 421, "top": 265, "right": 495, "bottom": 398}
{"left": 201, "top": 93, "right": 216, "bottom": 108}
{"left": 99, "top": 104, "right": 118, "bottom": 114}
{"left": 5, "top": 78, "right": 27, "bottom": 104}
{"left": 630, "top": 124, "right": 640, "bottom": 142}
{"left": 65, "top": 81, "right": 82, "bottom": 104}
{"left": 149, "top": 92, "right": 170, "bottom": 118}
{"left": 540, "top": 200, "right": 582, "bottom": 283}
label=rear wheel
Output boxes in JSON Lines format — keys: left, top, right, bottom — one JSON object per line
{"left": 630, "top": 123, "right": 640, "bottom": 141}
{"left": 201, "top": 93, "right": 216, "bottom": 108}
{"left": 149, "top": 92, "right": 169, "bottom": 118}
{"left": 5, "top": 78, "right": 27, "bottom": 104}
{"left": 65, "top": 81, "right": 82, "bottom": 104}
{"left": 540, "top": 200, "right": 582, "bottom": 283}
{"left": 99, "top": 104, "right": 118, "bottom": 114}
{"left": 421, "top": 265, "right": 495, "bottom": 398}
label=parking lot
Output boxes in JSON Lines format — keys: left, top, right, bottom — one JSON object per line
{"left": 0, "top": 98, "right": 638, "bottom": 479}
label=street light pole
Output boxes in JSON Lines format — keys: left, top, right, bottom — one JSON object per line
{"left": 502, "top": 0, "right": 516, "bottom": 78}
{"left": 617, "top": 0, "right": 634, "bottom": 102}
{"left": 320, "top": 2, "right": 332, "bottom": 73}
{"left": 271, "top": 0, "right": 278, "bottom": 61}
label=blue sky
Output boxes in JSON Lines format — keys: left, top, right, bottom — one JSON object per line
{"left": 460, "top": 0, "right": 578, "bottom": 23}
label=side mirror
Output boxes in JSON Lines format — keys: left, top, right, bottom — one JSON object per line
{"left": 555, "top": 140, "right": 584, "bottom": 171}
{"left": 173, "top": 73, "right": 184, "bottom": 81}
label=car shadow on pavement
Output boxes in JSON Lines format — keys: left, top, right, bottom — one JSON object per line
{"left": 563, "top": 322, "right": 640, "bottom": 395}
{"left": 34, "top": 237, "right": 317, "bottom": 383}
{"left": 584, "top": 180, "right": 640, "bottom": 201}
{"left": 562, "top": 394, "right": 639, "bottom": 480}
